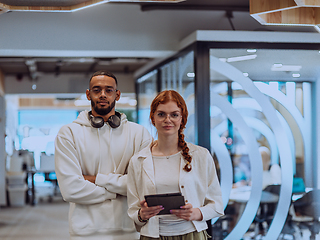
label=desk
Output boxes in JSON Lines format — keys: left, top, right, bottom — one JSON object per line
{"left": 229, "top": 186, "right": 279, "bottom": 204}
{"left": 292, "top": 187, "right": 313, "bottom": 202}
{"left": 229, "top": 186, "right": 279, "bottom": 228}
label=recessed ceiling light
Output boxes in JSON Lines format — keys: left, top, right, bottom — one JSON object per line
{"left": 74, "top": 99, "right": 90, "bottom": 106}
{"left": 129, "top": 99, "right": 137, "bottom": 106}
{"left": 292, "top": 73, "right": 300, "bottom": 78}
{"left": 219, "top": 54, "right": 257, "bottom": 63}
{"left": 226, "top": 54, "right": 257, "bottom": 63}
{"left": 247, "top": 49, "right": 257, "bottom": 53}
{"left": 187, "top": 72, "right": 195, "bottom": 78}
{"left": 273, "top": 63, "right": 283, "bottom": 68}
{"left": 243, "top": 72, "right": 249, "bottom": 77}
{"left": 271, "top": 65, "right": 302, "bottom": 72}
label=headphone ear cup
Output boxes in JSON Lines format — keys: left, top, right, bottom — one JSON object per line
{"left": 108, "top": 112, "right": 121, "bottom": 128}
{"left": 88, "top": 112, "right": 104, "bottom": 128}
{"left": 91, "top": 116, "right": 104, "bottom": 128}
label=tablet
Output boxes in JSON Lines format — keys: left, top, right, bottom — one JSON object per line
{"left": 144, "top": 192, "right": 185, "bottom": 215}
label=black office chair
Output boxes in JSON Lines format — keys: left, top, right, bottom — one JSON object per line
{"left": 252, "top": 184, "right": 281, "bottom": 237}
{"left": 211, "top": 204, "right": 235, "bottom": 240}
{"left": 292, "top": 189, "right": 320, "bottom": 240}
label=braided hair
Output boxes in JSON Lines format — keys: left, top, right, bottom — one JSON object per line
{"left": 150, "top": 90, "right": 192, "bottom": 172}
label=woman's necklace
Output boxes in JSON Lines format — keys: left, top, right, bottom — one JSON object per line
{"left": 153, "top": 142, "right": 180, "bottom": 159}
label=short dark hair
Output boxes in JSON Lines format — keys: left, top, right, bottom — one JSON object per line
{"left": 89, "top": 70, "right": 118, "bottom": 86}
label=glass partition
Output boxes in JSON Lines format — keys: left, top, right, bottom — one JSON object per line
{"left": 137, "top": 51, "right": 195, "bottom": 143}
{"left": 209, "top": 48, "right": 313, "bottom": 239}
{"left": 136, "top": 70, "right": 158, "bottom": 136}
{"left": 136, "top": 42, "right": 317, "bottom": 240}
{"left": 160, "top": 51, "right": 195, "bottom": 143}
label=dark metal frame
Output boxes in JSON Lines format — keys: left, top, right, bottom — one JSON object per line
{"left": 135, "top": 40, "right": 320, "bottom": 234}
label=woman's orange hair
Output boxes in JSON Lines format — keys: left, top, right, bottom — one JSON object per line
{"left": 150, "top": 90, "right": 192, "bottom": 172}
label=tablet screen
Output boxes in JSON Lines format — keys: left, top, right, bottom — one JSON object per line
{"left": 144, "top": 192, "right": 185, "bottom": 215}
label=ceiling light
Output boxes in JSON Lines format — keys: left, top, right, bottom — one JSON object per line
{"left": 271, "top": 65, "right": 302, "bottom": 72}
{"left": 32, "top": 84, "right": 37, "bottom": 90}
{"left": 247, "top": 49, "right": 257, "bottom": 53}
{"left": 74, "top": 99, "right": 90, "bottom": 106}
{"left": 80, "top": 94, "right": 88, "bottom": 100}
{"left": 187, "top": 72, "right": 195, "bottom": 78}
{"left": 292, "top": 73, "right": 300, "bottom": 78}
{"left": 243, "top": 72, "right": 249, "bottom": 77}
{"left": 221, "top": 136, "right": 227, "bottom": 144}
{"left": 129, "top": 99, "right": 137, "bottom": 106}
{"left": 226, "top": 54, "right": 257, "bottom": 63}
{"left": 66, "top": 58, "right": 95, "bottom": 63}
{"left": 273, "top": 63, "right": 283, "bottom": 68}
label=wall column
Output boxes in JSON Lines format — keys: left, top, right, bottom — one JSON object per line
{"left": 0, "top": 69, "right": 6, "bottom": 206}
{"left": 314, "top": 80, "right": 320, "bottom": 189}
{"left": 194, "top": 42, "right": 212, "bottom": 235}
{"left": 194, "top": 42, "right": 210, "bottom": 149}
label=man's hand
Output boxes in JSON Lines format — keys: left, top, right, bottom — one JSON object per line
{"left": 83, "top": 175, "right": 96, "bottom": 183}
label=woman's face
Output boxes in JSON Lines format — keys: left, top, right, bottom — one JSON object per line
{"left": 153, "top": 101, "right": 182, "bottom": 137}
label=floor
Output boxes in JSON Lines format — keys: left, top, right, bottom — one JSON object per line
{"left": 242, "top": 223, "right": 320, "bottom": 240}
{"left": 0, "top": 198, "right": 69, "bottom": 240}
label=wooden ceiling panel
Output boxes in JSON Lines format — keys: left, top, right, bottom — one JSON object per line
{"left": 250, "top": 0, "right": 320, "bottom": 30}
{"left": 0, "top": 0, "right": 185, "bottom": 12}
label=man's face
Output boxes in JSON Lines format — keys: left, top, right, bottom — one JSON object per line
{"left": 86, "top": 75, "right": 120, "bottom": 118}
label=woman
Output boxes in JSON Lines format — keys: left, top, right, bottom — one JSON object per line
{"left": 127, "top": 90, "right": 224, "bottom": 240}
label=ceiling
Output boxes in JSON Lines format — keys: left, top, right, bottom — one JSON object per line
{"left": 210, "top": 48, "right": 320, "bottom": 82}
{"left": 0, "top": 0, "right": 318, "bottom": 86}
{"left": 0, "top": 56, "right": 151, "bottom": 80}
{"left": 0, "top": 0, "right": 249, "bottom": 80}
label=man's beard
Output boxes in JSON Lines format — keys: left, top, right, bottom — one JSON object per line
{"left": 91, "top": 99, "right": 116, "bottom": 116}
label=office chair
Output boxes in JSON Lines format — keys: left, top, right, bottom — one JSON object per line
{"left": 252, "top": 184, "right": 281, "bottom": 237}
{"left": 292, "top": 189, "right": 320, "bottom": 240}
{"left": 211, "top": 204, "right": 235, "bottom": 240}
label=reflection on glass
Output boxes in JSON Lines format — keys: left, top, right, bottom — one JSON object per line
{"left": 209, "top": 48, "right": 312, "bottom": 239}
{"left": 160, "top": 51, "right": 195, "bottom": 144}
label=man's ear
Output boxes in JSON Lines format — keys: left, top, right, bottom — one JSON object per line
{"left": 115, "top": 89, "right": 121, "bottom": 101}
{"left": 86, "top": 89, "right": 91, "bottom": 100}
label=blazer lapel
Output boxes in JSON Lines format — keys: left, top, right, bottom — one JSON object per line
{"left": 142, "top": 155, "right": 155, "bottom": 185}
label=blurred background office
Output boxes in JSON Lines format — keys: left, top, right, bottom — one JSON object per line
{"left": 0, "top": 0, "right": 320, "bottom": 239}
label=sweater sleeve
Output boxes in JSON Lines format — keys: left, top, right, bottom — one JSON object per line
{"left": 127, "top": 157, "right": 146, "bottom": 228}
{"left": 199, "top": 150, "right": 224, "bottom": 221}
{"left": 95, "top": 125, "right": 152, "bottom": 196}
{"left": 95, "top": 173, "right": 127, "bottom": 196}
{"left": 54, "top": 126, "right": 116, "bottom": 205}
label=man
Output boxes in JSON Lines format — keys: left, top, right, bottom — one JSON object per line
{"left": 55, "top": 70, "right": 152, "bottom": 240}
